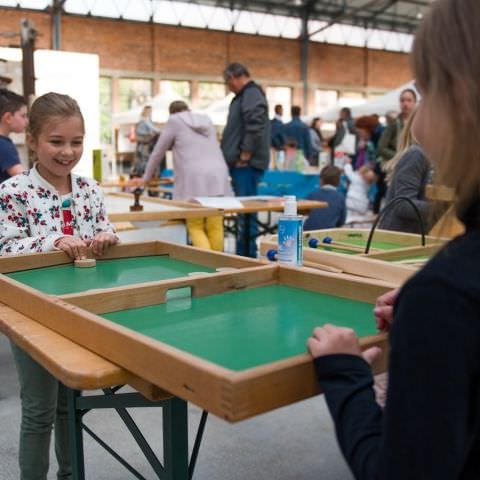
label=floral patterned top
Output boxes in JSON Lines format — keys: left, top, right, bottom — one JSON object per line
{"left": 0, "top": 165, "right": 116, "bottom": 255}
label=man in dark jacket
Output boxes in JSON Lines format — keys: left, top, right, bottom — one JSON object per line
{"left": 270, "top": 104, "right": 284, "bottom": 150}
{"left": 221, "top": 62, "right": 270, "bottom": 257}
{"left": 281, "top": 105, "right": 312, "bottom": 160}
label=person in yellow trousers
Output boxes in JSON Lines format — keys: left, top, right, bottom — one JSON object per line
{"left": 135, "top": 101, "right": 232, "bottom": 250}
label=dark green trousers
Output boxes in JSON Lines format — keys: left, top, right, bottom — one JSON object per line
{"left": 11, "top": 342, "right": 72, "bottom": 480}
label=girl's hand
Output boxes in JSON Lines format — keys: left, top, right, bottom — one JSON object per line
{"left": 307, "top": 324, "right": 382, "bottom": 366}
{"left": 374, "top": 288, "right": 399, "bottom": 332}
{"left": 54, "top": 236, "right": 88, "bottom": 260}
{"left": 89, "top": 232, "right": 118, "bottom": 256}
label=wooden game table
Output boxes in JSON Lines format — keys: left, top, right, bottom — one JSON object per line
{"left": 105, "top": 192, "right": 326, "bottom": 257}
{"left": 260, "top": 228, "right": 446, "bottom": 285}
{"left": 103, "top": 192, "right": 219, "bottom": 244}
{"left": 0, "top": 242, "right": 391, "bottom": 479}
{"left": 222, "top": 197, "right": 326, "bottom": 257}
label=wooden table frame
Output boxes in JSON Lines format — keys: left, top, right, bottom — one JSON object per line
{"left": 0, "top": 254, "right": 391, "bottom": 423}
{"left": 0, "top": 302, "right": 208, "bottom": 480}
{"left": 0, "top": 240, "right": 264, "bottom": 274}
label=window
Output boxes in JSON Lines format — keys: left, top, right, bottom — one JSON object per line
{"left": 118, "top": 78, "right": 152, "bottom": 112}
{"left": 315, "top": 89, "right": 338, "bottom": 113}
{"left": 338, "top": 91, "right": 366, "bottom": 108}
{"left": 99, "top": 77, "right": 112, "bottom": 145}
{"left": 159, "top": 80, "right": 191, "bottom": 102}
{"left": 198, "top": 82, "right": 226, "bottom": 109}
{"left": 266, "top": 86, "right": 292, "bottom": 119}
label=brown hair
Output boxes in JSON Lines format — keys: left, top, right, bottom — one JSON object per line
{"left": 141, "top": 105, "right": 152, "bottom": 117}
{"left": 385, "top": 107, "right": 419, "bottom": 184}
{"left": 320, "top": 165, "right": 341, "bottom": 187}
{"left": 28, "top": 92, "right": 84, "bottom": 139}
{"left": 355, "top": 115, "right": 378, "bottom": 137}
{"left": 0, "top": 89, "right": 26, "bottom": 119}
{"left": 412, "top": 0, "right": 480, "bottom": 216}
{"left": 169, "top": 100, "right": 189, "bottom": 115}
{"left": 291, "top": 105, "right": 301, "bottom": 117}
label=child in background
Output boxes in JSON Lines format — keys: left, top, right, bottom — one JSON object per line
{"left": 0, "top": 92, "right": 118, "bottom": 479}
{"left": 0, "top": 89, "right": 28, "bottom": 183}
{"left": 343, "top": 159, "right": 375, "bottom": 222}
{"left": 283, "top": 138, "right": 309, "bottom": 172}
{"left": 308, "top": 1, "right": 480, "bottom": 478}
{"left": 354, "top": 115, "right": 377, "bottom": 170}
{"left": 304, "top": 165, "right": 346, "bottom": 230}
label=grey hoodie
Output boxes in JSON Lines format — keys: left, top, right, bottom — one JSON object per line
{"left": 144, "top": 111, "right": 233, "bottom": 201}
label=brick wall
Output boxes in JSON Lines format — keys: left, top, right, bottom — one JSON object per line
{"left": 0, "top": 8, "right": 413, "bottom": 110}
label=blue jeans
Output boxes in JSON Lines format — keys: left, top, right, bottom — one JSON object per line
{"left": 229, "top": 166, "right": 265, "bottom": 257}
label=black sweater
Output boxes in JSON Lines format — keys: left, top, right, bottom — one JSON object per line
{"left": 315, "top": 224, "right": 480, "bottom": 479}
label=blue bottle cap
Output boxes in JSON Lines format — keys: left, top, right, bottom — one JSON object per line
{"left": 266, "top": 249, "right": 278, "bottom": 261}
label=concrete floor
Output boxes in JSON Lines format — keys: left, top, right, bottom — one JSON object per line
{"left": 0, "top": 333, "right": 353, "bottom": 480}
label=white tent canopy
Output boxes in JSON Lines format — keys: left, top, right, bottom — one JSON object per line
{"left": 199, "top": 93, "right": 234, "bottom": 126}
{"left": 320, "top": 80, "right": 418, "bottom": 122}
{"left": 112, "top": 88, "right": 184, "bottom": 125}
{"left": 112, "top": 90, "right": 233, "bottom": 126}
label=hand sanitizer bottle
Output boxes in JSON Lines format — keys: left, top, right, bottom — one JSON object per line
{"left": 278, "top": 196, "right": 303, "bottom": 266}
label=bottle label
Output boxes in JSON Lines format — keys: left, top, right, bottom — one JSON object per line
{"left": 278, "top": 217, "right": 303, "bottom": 266}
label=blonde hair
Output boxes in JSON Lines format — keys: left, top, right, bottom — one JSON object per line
{"left": 385, "top": 107, "right": 418, "bottom": 184}
{"left": 412, "top": 0, "right": 480, "bottom": 218}
{"left": 359, "top": 165, "right": 375, "bottom": 184}
{"left": 28, "top": 92, "right": 84, "bottom": 139}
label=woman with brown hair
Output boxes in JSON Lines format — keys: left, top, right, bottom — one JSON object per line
{"left": 308, "top": 1, "right": 480, "bottom": 478}
{"left": 354, "top": 115, "right": 378, "bottom": 170}
{"left": 378, "top": 108, "right": 443, "bottom": 234}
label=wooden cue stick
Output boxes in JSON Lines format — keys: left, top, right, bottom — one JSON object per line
{"left": 315, "top": 240, "right": 381, "bottom": 253}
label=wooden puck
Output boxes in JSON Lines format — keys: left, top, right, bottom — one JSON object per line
{"left": 74, "top": 259, "right": 97, "bottom": 268}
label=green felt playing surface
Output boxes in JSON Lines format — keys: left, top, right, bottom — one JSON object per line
{"left": 338, "top": 238, "right": 411, "bottom": 250}
{"left": 102, "top": 285, "right": 376, "bottom": 371}
{"left": 7, "top": 256, "right": 214, "bottom": 295}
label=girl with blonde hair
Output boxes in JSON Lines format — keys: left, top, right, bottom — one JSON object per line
{"left": 308, "top": 1, "right": 480, "bottom": 477}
